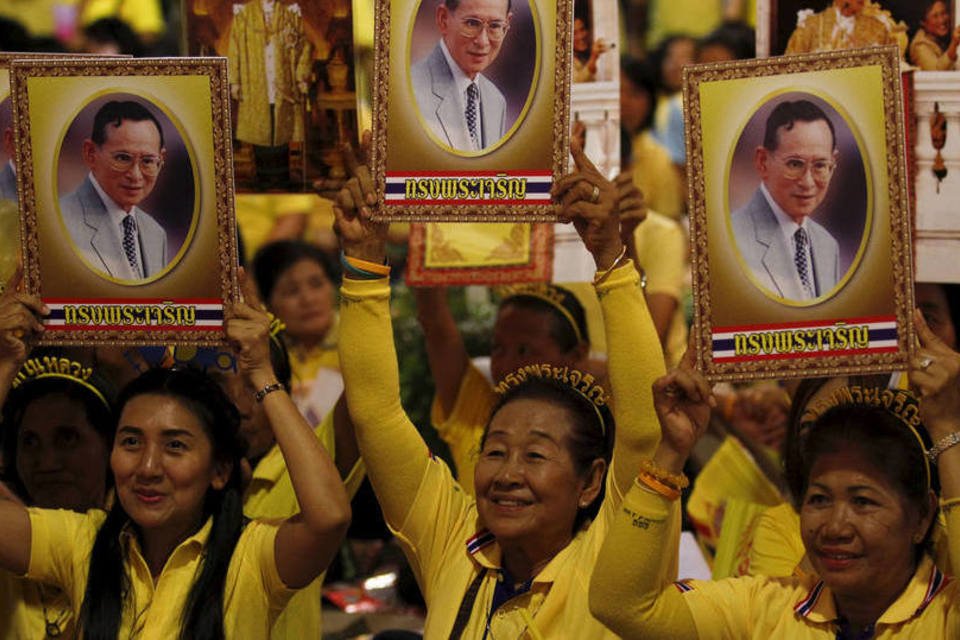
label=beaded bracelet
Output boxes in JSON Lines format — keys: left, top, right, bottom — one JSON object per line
{"left": 639, "top": 459, "right": 690, "bottom": 490}
{"left": 927, "top": 431, "right": 960, "bottom": 463}
{"left": 255, "top": 382, "right": 285, "bottom": 403}
{"left": 638, "top": 472, "right": 681, "bottom": 501}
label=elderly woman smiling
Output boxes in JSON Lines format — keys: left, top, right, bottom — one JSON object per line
{"left": 333, "top": 140, "right": 663, "bottom": 638}
{"left": 589, "top": 312, "right": 960, "bottom": 638}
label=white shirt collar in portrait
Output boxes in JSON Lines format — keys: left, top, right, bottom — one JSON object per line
{"left": 440, "top": 38, "right": 484, "bottom": 151}
{"left": 833, "top": 6, "right": 856, "bottom": 37}
{"left": 89, "top": 172, "right": 145, "bottom": 280}
{"left": 760, "top": 181, "right": 816, "bottom": 298}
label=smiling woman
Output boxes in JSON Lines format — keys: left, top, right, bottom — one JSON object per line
{"left": 588, "top": 314, "right": 960, "bottom": 638}
{"left": 0, "top": 273, "right": 351, "bottom": 639}
{"left": 334, "top": 139, "right": 664, "bottom": 638}
{"left": 0, "top": 353, "right": 115, "bottom": 639}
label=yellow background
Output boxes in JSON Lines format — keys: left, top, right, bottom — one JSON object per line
{"left": 386, "top": 0, "right": 555, "bottom": 172}
{"left": 23, "top": 72, "right": 223, "bottom": 298}
{"left": 699, "top": 65, "right": 898, "bottom": 327}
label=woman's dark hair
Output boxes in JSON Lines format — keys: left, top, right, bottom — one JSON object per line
{"left": 696, "top": 20, "right": 756, "bottom": 61}
{"left": 620, "top": 55, "right": 658, "bottom": 132}
{"left": 483, "top": 376, "right": 614, "bottom": 531}
{"left": 649, "top": 34, "right": 696, "bottom": 93}
{"left": 79, "top": 368, "right": 247, "bottom": 640}
{"left": 498, "top": 287, "right": 589, "bottom": 353}
{"left": 920, "top": 1, "right": 951, "bottom": 46}
{"left": 1, "top": 374, "right": 115, "bottom": 502}
{"left": 785, "top": 402, "right": 936, "bottom": 553}
{"left": 83, "top": 17, "right": 145, "bottom": 57}
{"left": 251, "top": 240, "right": 340, "bottom": 303}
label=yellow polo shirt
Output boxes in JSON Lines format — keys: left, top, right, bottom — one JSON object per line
{"left": 397, "top": 455, "right": 622, "bottom": 639}
{"left": 27, "top": 508, "right": 294, "bottom": 639}
{"left": 0, "top": 571, "right": 73, "bottom": 639}
{"left": 338, "top": 262, "right": 665, "bottom": 639}
{"left": 591, "top": 483, "right": 960, "bottom": 639}
{"left": 244, "top": 411, "right": 366, "bottom": 640}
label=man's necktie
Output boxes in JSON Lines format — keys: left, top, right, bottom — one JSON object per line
{"left": 465, "top": 82, "right": 479, "bottom": 148}
{"left": 122, "top": 214, "right": 141, "bottom": 276}
{"left": 794, "top": 227, "right": 813, "bottom": 298}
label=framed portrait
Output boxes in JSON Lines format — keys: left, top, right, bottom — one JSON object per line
{"left": 183, "top": 0, "right": 358, "bottom": 196}
{"left": 757, "top": 0, "right": 959, "bottom": 66}
{"left": 11, "top": 57, "right": 238, "bottom": 345}
{"left": 370, "top": 0, "right": 573, "bottom": 221}
{"left": 685, "top": 46, "right": 913, "bottom": 381}
{"left": 406, "top": 221, "right": 553, "bottom": 285}
{"left": 0, "top": 53, "right": 110, "bottom": 294}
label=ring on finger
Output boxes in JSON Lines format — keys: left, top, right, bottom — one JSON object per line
{"left": 918, "top": 355, "right": 935, "bottom": 370}
{"left": 11, "top": 328, "right": 24, "bottom": 339}
{"left": 589, "top": 184, "right": 600, "bottom": 204}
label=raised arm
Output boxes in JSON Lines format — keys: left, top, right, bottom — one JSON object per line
{"left": 910, "top": 309, "right": 960, "bottom": 574}
{"left": 590, "top": 351, "right": 714, "bottom": 638}
{"left": 227, "top": 273, "right": 350, "bottom": 589}
{"left": 553, "top": 143, "right": 665, "bottom": 496}
{"left": 0, "top": 267, "right": 47, "bottom": 575}
{"left": 333, "top": 145, "right": 439, "bottom": 527}
{"left": 413, "top": 286, "right": 469, "bottom": 418}
{"left": 0, "top": 267, "right": 46, "bottom": 408}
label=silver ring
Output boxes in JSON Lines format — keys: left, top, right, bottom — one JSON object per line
{"left": 919, "top": 355, "right": 934, "bottom": 370}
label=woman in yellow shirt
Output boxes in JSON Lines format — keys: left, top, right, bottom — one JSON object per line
{"left": 590, "top": 311, "right": 960, "bottom": 638}
{"left": 253, "top": 240, "right": 343, "bottom": 428}
{"left": 333, "top": 142, "right": 664, "bottom": 638}
{"left": 0, "top": 275, "right": 351, "bottom": 638}
{"left": 0, "top": 354, "right": 115, "bottom": 636}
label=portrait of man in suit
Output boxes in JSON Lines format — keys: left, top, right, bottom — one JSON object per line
{"left": 731, "top": 99, "right": 841, "bottom": 301}
{"left": 60, "top": 100, "right": 169, "bottom": 282}
{"left": 411, "top": 0, "right": 512, "bottom": 152}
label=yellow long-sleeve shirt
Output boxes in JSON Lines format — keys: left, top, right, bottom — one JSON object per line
{"left": 590, "top": 482, "right": 960, "bottom": 639}
{"left": 338, "top": 261, "right": 664, "bottom": 638}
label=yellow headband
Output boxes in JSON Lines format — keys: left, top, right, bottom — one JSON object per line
{"left": 11, "top": 356, "right": 110, "bottom": 411}
{"left": 498, "top": 284, "right": 586, "bottom": 345}
{"left": 802, "top": 385, "right": 931, "bottom": 491}
{"left": 494, "top": 363, "right": 608, "bottom": 435}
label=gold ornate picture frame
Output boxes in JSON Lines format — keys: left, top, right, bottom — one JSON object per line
{"left": 0, "top": 53, "right": 113, "bottom": 293}
{"left": 370, "top": 0, "right": 572, "bottom": 221}
{"left": 12, "top": 57, "right": 238, "bottom": 346}
{"left": 684, "top": 46, "right": 913, "bottom": 381}
{"left": 406, "top": 221, "right": 553, "bottom": 285}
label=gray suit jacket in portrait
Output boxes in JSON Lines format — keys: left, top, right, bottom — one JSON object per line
{"left": 0, "top": 162, "right": 17, "bottom": 203}
{"left": 411, "top": 43, "right": 507, "bottom": 151}
{"left": 60, "top": 176, "right": 168, "bottom": 279}
{"left": 731, "top": 188, "right": 840, "bottom": 300}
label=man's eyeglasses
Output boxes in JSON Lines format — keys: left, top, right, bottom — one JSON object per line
{"left": 103, "top": 151, "right": 164, "bottom": 176}
{"left": 457, "top": 16, "right": 510, "bottom": 40}
{"left": 771, "top": 154, "right": 836, "bottom": 181}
